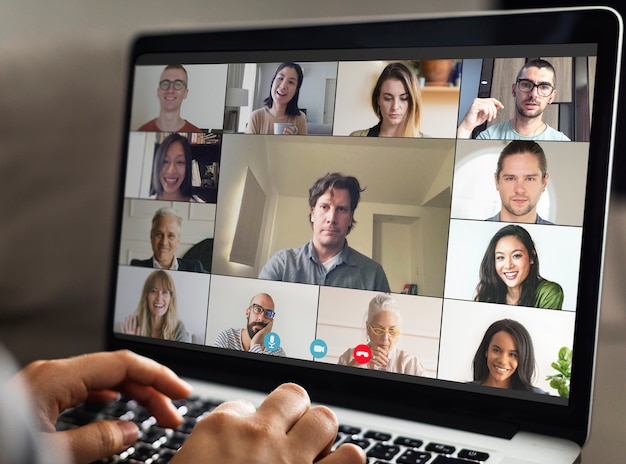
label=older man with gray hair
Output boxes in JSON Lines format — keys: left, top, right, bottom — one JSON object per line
{"left": 131, "top": 207, "right": 206, "bottom": 273}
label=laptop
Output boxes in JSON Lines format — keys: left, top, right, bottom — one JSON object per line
{"left": 88, "top": 6, "right": 622, "bottom": 464}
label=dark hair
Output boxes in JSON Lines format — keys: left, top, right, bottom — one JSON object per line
{"left": 517, "top": 58, "right": 556, "bottom": 86}
{"left": 308, "top": 172, "right": 365, "bottom": 233}
{"left": 472, "top": 319, "right": 537, "bottom": 392}
{"left": 371, "top": 62, "right": 422, "bottom": 137}
{"left": 150, "top": 133, "right": 193, "bottom": 198}
{"left": 496, "top": 140, "right": 548, "bottom": 179}
{"left": 475, "top": 225, "right": 542, "bottom": 307}
{"left": 263, "top": 62, "right": 304, "bottom": 117}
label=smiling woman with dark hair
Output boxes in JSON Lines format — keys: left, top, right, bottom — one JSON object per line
{"left": 474, "top": 224, "right": 563, "bottom": 309}
{"left": 246, "top": 62, "right": 307, "bottom": 135}
{"left": 473, "top": 318, "right": 546, "bottom": 394}
{"left": 150, "top": 133, "right": 205, "bottom": 202}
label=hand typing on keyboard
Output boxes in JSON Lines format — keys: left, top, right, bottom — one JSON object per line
{"left": 9, "top": 349, "right": 366, "bottom": 464}
{"left": 170, "top": 382, "right": 366, "bottom": 464}
{"left": 12, "top": 349, "right": 193, "bottom": 463}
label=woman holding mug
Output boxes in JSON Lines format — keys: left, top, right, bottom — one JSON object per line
{"left": 246, "top": 62, "right": 307, "bottom": 135}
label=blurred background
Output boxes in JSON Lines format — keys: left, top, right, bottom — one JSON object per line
{"left": 0, "top": 1, "right": 623, "bottom": 461}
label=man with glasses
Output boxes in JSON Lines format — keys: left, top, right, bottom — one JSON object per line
{"left": 457, "top": 58, "right": 570, "bottom": 140}
{"left": 213, "top": 293, "right": 286, "bottom": 356}
{"left": 138, "top": 64, "right": 202, "bottom": 132}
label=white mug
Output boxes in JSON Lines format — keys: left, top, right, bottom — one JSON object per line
{"left": 274, "top": 122, "right": 298, "bottom": 135}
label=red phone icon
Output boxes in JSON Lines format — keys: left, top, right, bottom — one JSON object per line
{"left": 353, "top": 344, "right": 372, "bottom": 364}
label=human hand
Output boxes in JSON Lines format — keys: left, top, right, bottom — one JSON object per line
{"left": 171, "top": 383, "right": 366, "bottom": 464}
{"left": 250, "top": 319, "right": 273, "bottom": 349}
{"left": 369, "top": 346, "right": 389, "bottom": 370}
{"left": 456, "top": 97, "right": 504, "bottom": 137}
{"left": 282, "top": 124, "right": 299, "bottom": 135}
{"left": 13, "top": 350, "right": 192, "bottom": 464}
{"left": 122, "top": 315, "right": 140, "bottom": 335}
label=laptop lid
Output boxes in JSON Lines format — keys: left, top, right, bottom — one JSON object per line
{"left": 107, "top": 6, "right": 622, "bottom": 448}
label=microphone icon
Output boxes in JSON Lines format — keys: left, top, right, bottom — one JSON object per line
{"left": 264, "top": 332, "right": 281, "bottom": 352}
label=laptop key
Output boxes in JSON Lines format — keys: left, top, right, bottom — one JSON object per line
{"left": 338, "top": 424, "right": 361, "bottom": 434}
{"left": 343, "top": 436, "right": 370, "bottom": 449}
{"left": 425, "top": 442, "right": 456, "bottom": 454}
{"left": 394, "top": 436, "right": 423, "bottom": 448}
{"left": 364, "top": 430, "right": 393, "bottom": 441}
{"left": 396, "top": 449, "right": 431, "bottom": 464}
{"left": 458, "top": 449, "right": 490, "bottom": 461}
{"left": 367, "top": 443, "right": 401, "bottom": 460}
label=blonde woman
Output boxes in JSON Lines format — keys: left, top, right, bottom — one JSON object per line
{"left": 122, "top": 270, "right": 191, "bottom": 342}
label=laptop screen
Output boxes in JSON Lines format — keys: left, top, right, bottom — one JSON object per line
{"left": 108, "top": 7, "right": 621, "bottom": 444}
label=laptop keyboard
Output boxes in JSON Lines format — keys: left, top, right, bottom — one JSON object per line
{"left": 56, "top": 394, "right": 491, "bottom": 463}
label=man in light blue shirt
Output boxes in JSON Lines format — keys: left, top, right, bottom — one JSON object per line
{"left": 259, "top": 173, "right": 390, "bottom": 292}
{"left": 457, "top": 58, "right": 570, "bottom": 141}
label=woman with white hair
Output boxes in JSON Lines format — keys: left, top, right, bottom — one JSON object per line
{"left": 337, "top": 293, "right": 424, "bottom": 376}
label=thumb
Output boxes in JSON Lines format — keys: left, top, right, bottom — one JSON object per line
{"left": 46, "top": 420, "right": 139, "bottom": 464}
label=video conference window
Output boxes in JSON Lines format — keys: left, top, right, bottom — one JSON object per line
{"left": 444, "top": 220, "right": 581, "bottom": 311}
{"left": 113, "top": 266, "right": 210, "bottom": 345}
{"left": 125, "top": 131, "right": 221, "bottom": 203}
{"left": 211, "top": 134, "right": 454, "bottom": 297}
{"left": 333, "top": 60, "right": 460, "bottom": 139}
{"left": 115, "top": 52, "right": 596, "bottom": 403}
{"left": 119, "top": 198, "right": 215, "bottom": 273}
{"left": 457, "top": 57, "right": 595, "bottom": 141}
{"left": 438, "top": 299, "right": 575, "bottom": 396}
{"left": 450, "top": 139, "right": 588, "bottom": 226}
{"left": 131, "top": 64, "right": 228, "bottom": 132}
{"left": 226, "top": 62, "right": 338, "bottom": 135}
{"left": 314, "top": 286, "right": 442, "bottom": 378}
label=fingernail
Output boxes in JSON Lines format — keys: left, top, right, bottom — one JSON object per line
{"left": 116, "top": 420, "right": 139, "bottom": 446}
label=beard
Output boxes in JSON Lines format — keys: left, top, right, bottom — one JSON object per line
{"left": 247, "top": 320, "right": 267, "bottom": 339}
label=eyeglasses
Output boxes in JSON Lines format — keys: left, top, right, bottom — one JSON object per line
{"left": 159, "top": 79, "right": 187, "bottom": 90}
{"left": 516, "top": 78, "right": 554, "bottom": 97}
{"left": 368, "top": 324, "right": 400, "bottom": 337}
{"left": 250, "top": 303, "right": 275, "bottom": 319}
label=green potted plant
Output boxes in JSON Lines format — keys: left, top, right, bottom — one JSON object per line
{"left": 546, "top": 346, "right": 572, "bottom": 398}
